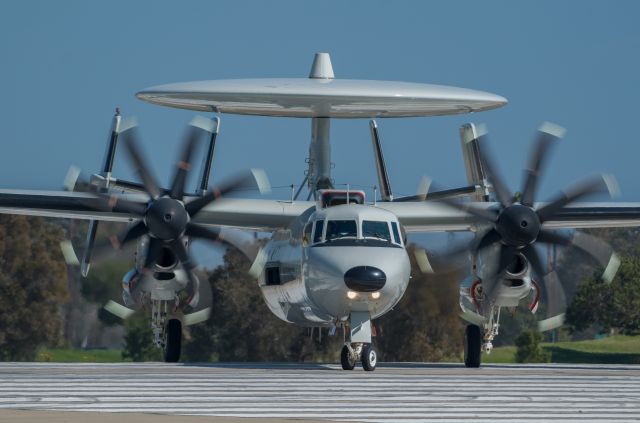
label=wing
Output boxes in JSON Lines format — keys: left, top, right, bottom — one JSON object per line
{"left": 0, "top": 189, "right": 314, "bottom": 231}
{"left": 377, "top": 201, "right": 640, "bottom": 232}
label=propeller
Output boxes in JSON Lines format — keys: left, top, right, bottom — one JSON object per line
{"left": 65, "top": 118, "right": 270, "bottom": 308}
{"left": 415, "top": 123, "right": 620, "bottom": 330}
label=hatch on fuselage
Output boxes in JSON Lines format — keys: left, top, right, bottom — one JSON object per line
{"left": 317, "top": 189, "right": 365, "bottom": 208}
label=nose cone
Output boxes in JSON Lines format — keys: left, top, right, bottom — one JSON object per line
{"left": 344, "top": 266, "right": 386, "bottom": 292}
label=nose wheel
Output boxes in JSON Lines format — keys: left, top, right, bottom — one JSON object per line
{"left": 340, "top": 343, "right": 377, "bottom": 371}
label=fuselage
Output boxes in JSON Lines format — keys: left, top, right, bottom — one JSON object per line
{"left": 258, "top": 204, "right": 411, "bottom": 326}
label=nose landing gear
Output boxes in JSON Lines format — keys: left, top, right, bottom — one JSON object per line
{"left": 340, "top": 343, "right": 377, "bottom": 371}
{"left": 340, "top": 311, "right": 377, "bottom": 371}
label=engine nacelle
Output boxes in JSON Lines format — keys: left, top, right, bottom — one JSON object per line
{"left": 460, "top": 253, "right": 534, "bottom": 311}
{"left": 495, "top": 253, "right": 533, "bottom": 307}
{"left": 136, "top": 238, "right": 178, "bottom": 272}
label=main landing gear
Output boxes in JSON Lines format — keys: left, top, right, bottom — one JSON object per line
{"left": 464, "top": 324, "right": 481, "bottom": 368}
{"left": 164, "top": 319, "right": 182, "bottom": 363}
{"left": 340, "top": 311, "right": 377, "bottom": 371}
{"left": 150, "top": 299, "right": 183, "bottom": 363}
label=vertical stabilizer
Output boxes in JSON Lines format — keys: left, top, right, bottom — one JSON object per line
{"left": 369, "top": 120, "right": 393, "bottom": 201}
{"left": 460, "top": 123, "right": 490, "bottom": 202}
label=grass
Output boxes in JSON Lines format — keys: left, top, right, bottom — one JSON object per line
{"left": 31, "top": 335, "right": 640, "bottom": 364}
{"left": 484, "top": 335, "right": 640, "bottom": 364}
{"left": 36, "top": 348, "right": 124, "bottom": 363}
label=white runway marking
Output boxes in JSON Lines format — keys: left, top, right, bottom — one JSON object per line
{"left": 0, "top": 362, "right": 639, "bottom": 422}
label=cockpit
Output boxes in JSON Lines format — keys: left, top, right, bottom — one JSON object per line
{"left": 304, "top": 205, "right": 404, "bottom": 248}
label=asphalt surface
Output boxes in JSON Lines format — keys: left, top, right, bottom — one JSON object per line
{"left": 0, "top": 362, "right": 639, "bottom": 422}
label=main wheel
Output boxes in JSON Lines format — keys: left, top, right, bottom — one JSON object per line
{"left": 464, "top": 324, "right": 481, "bottom": 368}
{"left": 341, "top": 345, "right": 356, "bottom": 370}
{"left": 164, "top": 319, "right": 182, "bottom": 363}
{"left": 361, "top": 344, "right": 377, "bottom": 371}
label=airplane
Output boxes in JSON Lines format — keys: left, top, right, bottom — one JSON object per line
{"left": 2, "top": 52, "right": 640, "bottom": 370}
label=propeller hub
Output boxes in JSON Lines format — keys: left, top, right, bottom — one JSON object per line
{"left": 496, "top": 204, "right": 540, "bottom": 247}
{"left": 145, "top": 197, "right": 189, "bottom": 240}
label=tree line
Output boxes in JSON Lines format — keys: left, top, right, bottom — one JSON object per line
{"left": 0, "top": 216, "right": 638, "bottom": 361}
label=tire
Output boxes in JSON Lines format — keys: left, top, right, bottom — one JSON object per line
{"left": 464, "top": 324, "right": 481, "bottom": 368}
{"left": 341, "top": 345, "right": 356, "bottom": 370}
{"left": 361, "top": 344, "right": 377, "bottom": 371}
{"left": 164, "top": 319, "right": 182, "bottom": 363}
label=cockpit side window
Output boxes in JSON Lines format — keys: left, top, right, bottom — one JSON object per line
{"left": 313, "top": 220, "right": 324, "bottom": 243}
{"left": 326, "top": 220, "right": 357, "bottom": 241}
{"left": 391, "top": 221, "right": 402, "bottom": 245}
{"left": 303, "top": 223, "right": 312, "bottom": 245}
{"left": 362, "top": 220, "right": 391, "bottom": 242}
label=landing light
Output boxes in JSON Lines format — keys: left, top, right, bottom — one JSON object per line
{"left": 371, "top": 292, "right": 381, "bottom": 300}
{"left": 347, "top": 291, "right": 357, "bottom": 300}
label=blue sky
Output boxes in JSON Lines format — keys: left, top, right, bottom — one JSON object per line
{"left": 1, "top": 1, "right": 639, "bottom": 264}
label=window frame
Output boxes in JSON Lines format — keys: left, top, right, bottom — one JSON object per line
{"left": 325, "top": 219, "right": 359, "bottom": 241}
{"left": 312, "top": 219, "right": 325, "bottom": 244}
{"left": 361, "top": 219, "right": 392, "bottom": 243}
{"left": 390, "top": 221, "right": 402, "bottom": 246}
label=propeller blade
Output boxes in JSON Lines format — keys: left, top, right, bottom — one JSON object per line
{"left": 81, "top": 220, "right": 99, "bottom": 277}
{"left": 570, "top": 231, "right": 621, "bottom": 283}
{"left": 59, "top": 240, "right": 80, "bottom": 266}
{"left": 536, "top": 174, "right": 619, "bottom": 222}
{"left": 184, "top": 223, "right": 224, "bottom": 243}
{"left": 542, "top": 270, "right": 567, "bottom": 319}
{"left": 434, "top": 198, "right": 499, "bottom": 223}
{"left": 523, "top": 245, "right": 567, "bottom": 327}
{"left": 536, "top": 229, "right": 572, "bottom": 246}
{"left": 169, "top": 127, "right": 200, "bottom": 200}
{"left": 473, "top": 229, "right": 502, "bottom": 255}
{"left": 103, "top": 300, "right": 136, "bottom": 320}
{"left": 475, "top": 131, "right": 513, "bottom": 207}
{"left": 183, "top": 307, "right": 211, "bottom": 326}
{"left": 143, "top": 237, "right": 163, "bottom": 271}
{"left": 520, "top": 122, "right": 564, "bottom": 207}
{"left": 169, "top": 238, "right": 199, "bottom": 307}
{"left": 121, "top": 129, "right": 162, "bottom": 200}
{"left": 484, "top": 244, "right": 516, "bottom": 303}
{"left": 81, "top": 221, "right": 148, "bottom": 265}
{"left": 497, "top": 244, "right": 516, "bottom": 275}
{"left": 523, "top": 244, "right": 546, "bottom": 279}
{"left": 537, "top": 313, "right": 565, "bottom": 332}
{"left": 89, "top": 193, "right": 148, "bottom": 216}
{"left": 185, "top": 224, "right": 266, "bottom": 279}
{"left": 186, "top": 169, "right": 271, "bottom": 216}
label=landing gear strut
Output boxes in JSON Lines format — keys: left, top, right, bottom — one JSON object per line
{"left": 340, "top": 312, "right": 377, "bottom": 371}
{"left": 150, "top": 299, "right": 182, "bottom": 363}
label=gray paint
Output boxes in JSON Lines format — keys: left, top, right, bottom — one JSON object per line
{"left": 136, "top": 78, "right": 508, "bottom": 118}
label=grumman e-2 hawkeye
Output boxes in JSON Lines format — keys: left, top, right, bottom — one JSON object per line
{"left": 1, "top": 53, "right": 639, "bottom": 370}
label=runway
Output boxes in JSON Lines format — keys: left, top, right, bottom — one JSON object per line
{"left": 0, "top": 362, "right": 639, "bottom": 423}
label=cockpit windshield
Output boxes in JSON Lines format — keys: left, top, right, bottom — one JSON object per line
{"left": 326, "top": 220, "right": 357, "bottom": 241}
{"left": 362, "top": 220, "right": 391, "bottom": 242}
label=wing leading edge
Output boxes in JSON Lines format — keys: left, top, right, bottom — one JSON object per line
{"left": 0, "top": 189, "right": 639, "bottom": 233}
{"left": 0, "top": 190, "right": 314, "bottom": 231}
{"left": 379, "top": 201, "right": 640, "bottom": 232}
